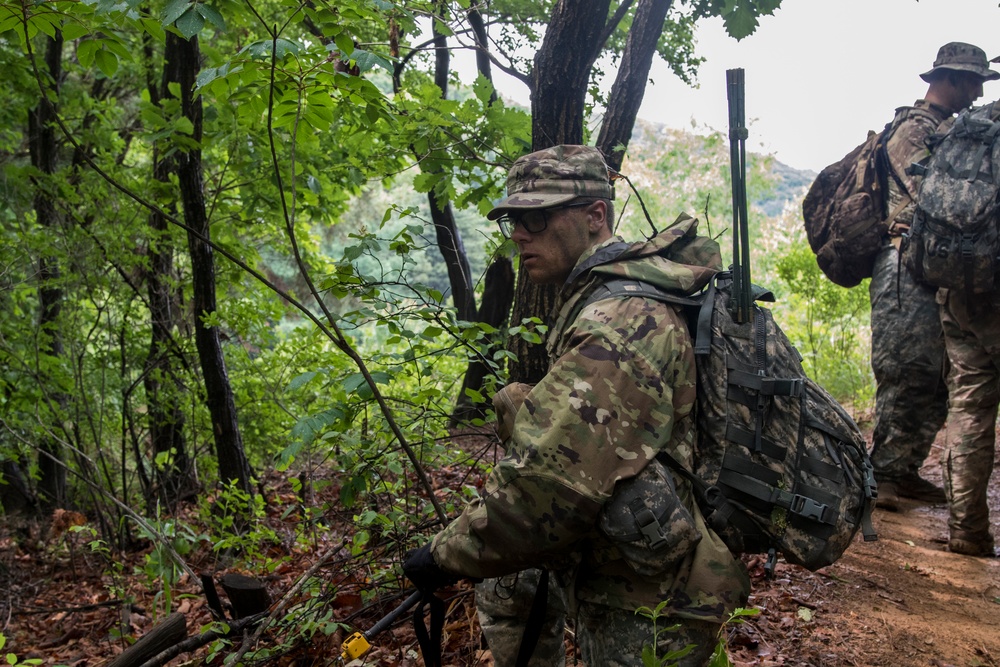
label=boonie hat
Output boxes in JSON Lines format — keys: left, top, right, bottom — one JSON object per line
{"left": 486, "top": 145, "right": 613, "bottom": 221}
{"left": 920, "top": 42, "right": 1000, "bottom": 82}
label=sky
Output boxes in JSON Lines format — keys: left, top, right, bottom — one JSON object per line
{"left": 480, "top": 0, "right": 1000, "bottom": 173}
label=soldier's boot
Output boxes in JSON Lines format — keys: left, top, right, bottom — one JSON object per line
{"left": 894, "top": 473, "right": 947, "bottom": 504}
{"left": 875, "top": 482, "right": 902, "bottom": 512}
{"left": 948, "top": 530, "right": 995, "bottom": 558}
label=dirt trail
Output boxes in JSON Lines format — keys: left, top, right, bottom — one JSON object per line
{"left": 729, "top": 454, "right": 1000, "bottom": 667}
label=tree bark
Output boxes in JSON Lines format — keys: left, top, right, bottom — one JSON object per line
{"left": 28, "top": 33, "right": 68, "bottom": 509}
{"left": 507, "top": 0, "right": 611, "bottom": 384}
{"left": 429, "top": 191, "right": 476, "bottom": 321}
{"left": 596, "top": 0, "right": 674, "bottom": 171}
{"left": 451, "top": 256, "right": 514, "bottom": 422}
{"left": 425, "top": 2, "right": 477, "bottom": 322}
{"left": 142, "top": 35, "right": 196, "bottom": 509}
{"left": 163, "top": 31, "right": 253, "bottom": 495}
{"left": 106, "top": 612, "right": 187, "bottom": 667}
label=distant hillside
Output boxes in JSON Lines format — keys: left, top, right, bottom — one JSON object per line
{"left": 760, "top": 158, "right": 814, "bottom": 217}
{"left": 628, "top": 118, "right": 815, "bottom": 218}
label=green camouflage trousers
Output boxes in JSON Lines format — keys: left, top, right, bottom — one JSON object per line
{"left": 475, "top": 570, "right": 720, "bottom": 667}
{"left": 938, "top": 287, "right": 1000, "bottom": 537}
{"left": 475, "top": 570, "right": 568, "bottom": 667}
{"left": 868, "top": 245, "right": 949, "bottom": 481}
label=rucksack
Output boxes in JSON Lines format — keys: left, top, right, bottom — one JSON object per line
{"left": 902, "top": 101, "right": 1000, "bottom": 293}
{"left": 802, "top": 108, "right": 932, "bottom": 288}
{"left": 583, "top": 270, "right": 878, "bottom": 574}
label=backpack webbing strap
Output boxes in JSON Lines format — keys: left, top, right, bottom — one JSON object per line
{"left": 798, "top": 454, "right": 844, "bottom": 482}
{"left": 717, "top": 451, "right": 840, "bottom": 528}
{"left": 413, "top": 592, "right": 445, "bottom": 667}
{"left": 514, "top": 569, "right": 549, "bottom": 667}
{"left": 723, "top": 423, "right": 786, "bottom": 461}
{"left": 656, "top": 450, "right": 770, "bottom": 553}
{"left": 694, "top": 278, "right": 718, "bottom": 355}
{"left": 583, "top": 279, "right": 702, "bottom": 309}
{"left": 964, "top": 121, "right": 1000, "bottom": 184}
{"left": 727, "top": 365, "right": 804, "bottom": 397}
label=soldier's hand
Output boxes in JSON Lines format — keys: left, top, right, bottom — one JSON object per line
{"left": 403, "top": 543, "right": 458, "bottom": 593}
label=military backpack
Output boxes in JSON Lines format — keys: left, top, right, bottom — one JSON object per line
{"left": 902, "top": 101, "right": 1000, "bottom": 294}
{"left": 582, "top": 267, "right": 878, "bottom": 574}
{"left": 802, "top": 107, "right": 935, "bottom": 288}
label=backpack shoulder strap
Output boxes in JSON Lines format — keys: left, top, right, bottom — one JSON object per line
{"left": 583, "top": 278, "right": 702, "bottom": 310}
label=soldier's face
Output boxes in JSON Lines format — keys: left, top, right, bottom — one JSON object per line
{"left": 511, "top": 203, "right": 598, "bottom": 284}
{"left": 952, "top": 73, "right": 985, "bottom": 110}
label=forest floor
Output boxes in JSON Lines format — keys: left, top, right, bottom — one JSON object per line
{"left": 1, "top": 429, "right": 999, "bottom": 667}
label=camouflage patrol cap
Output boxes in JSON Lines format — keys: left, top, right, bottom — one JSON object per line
{"left": 920, "top": 42, "right": 1000, "bottom": 82}
{"left": 486, "top": 145, "right": 614, "bottom": 221}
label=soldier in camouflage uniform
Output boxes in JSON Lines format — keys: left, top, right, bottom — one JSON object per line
{"left": 939, "top": 286, "right": 1000, "bottom": 557}
{"left": 938, "top": 65, "right": 1000, "bottom": 557}
{"left": 869, "top": 42, "right": 998, "bottom": 511}
{"left": 403, "top": 145, "right": 750, "bottom": 666}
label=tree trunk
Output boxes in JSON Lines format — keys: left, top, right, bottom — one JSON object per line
{"left": 143, "top": 36, "right": 196, "bottom": 509}
{"left": 507, "top": 0, "right": 611, "bottom": 384}
{"left": 425, "top": 3, "right": 476, "bottom": 322}
{"left": 28, "top": 33, "right": 68, "bottom": 509}
{"left": 530, "top": 0, "right": 610, "bottom": 147}
{"left": 164, "top": 32, "right": 253, "bottom": 495}
{"left": 467, "top": 0, "right": 497, "bottom": 105}
{"left": 451, "top": 257, "right": 514, "bottom": 423}
{"left": 596, "top": 0, "right": 674, "bottom": 171}
{"left": 429, "top": 191, "right": 476, "bottom": 321}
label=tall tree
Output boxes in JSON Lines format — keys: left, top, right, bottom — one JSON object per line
{"left": 28, "top": 33, "right": 68, "bottom": 509}
{"left": 163, "top": 30, "right": 253, "bottom": 496}
{"left": 142, "top": 32, "right": 196, "bottom": 507}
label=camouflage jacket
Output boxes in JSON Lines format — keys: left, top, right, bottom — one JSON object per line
{"left": 884, "top": 100, "right": 952, "bottom": 235}
{"left": 432, "top": 214, "right": 750, "bottom": 621}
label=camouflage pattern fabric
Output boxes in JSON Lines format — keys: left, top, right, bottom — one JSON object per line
{"left": 902, "top": 101, "right": 1000, "bottom": 293}
{"left": 475, "top": 570, "right": 569, "bottom": 667}
{"left": 575, "top": 601, "right": 719, "bottom": 667}
{"left": 868, "top": 244, "right": 949, "bottom": 482}
{"left": 938, "top": 287, "right": 1000, "bottom": 538}
{"left": 868, "top": 100, "right": 950, "bottom": 483}
{"left": 919, "top": 42, "right": 1000, "bottom": 82}
{"left": 487, "top": 145, "right": 614, "bottom": 219}
{"left": 431, "top": 214, "right": 749, "bottom": 623}
{"left": 883, "top": 100, "right": 950, "bottom": 236}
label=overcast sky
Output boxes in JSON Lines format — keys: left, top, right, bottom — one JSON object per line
{"left": 479, "top": 0, "right": 1000, "bottom": 173}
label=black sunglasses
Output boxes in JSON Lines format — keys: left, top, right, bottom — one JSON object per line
{"left": 497, "top": 201, "right": 594, "bottom": 239}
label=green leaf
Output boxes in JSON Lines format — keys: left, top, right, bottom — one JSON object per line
{"left": 288, "top": 371, "right": 319, "bottom": 391}
{"left": 195, "top": 63, "right": 230, "bottom": 89}
{"left": 175, "top": 7, "right": 204, "bottom": 38}
{"left": 77, "top": 39, "right": 100, "bottom": 69}
{"left": 472, "top": 75, "right": 495, "bottom": 103}
{"left": 350, "top": 48, "right": 393, "bottom": 73}
{"left": 196, "top": 3, "right": 225, "bottom": 30}
{"left": 162, "top": 0, "right": 189, "bottom": 25}
{"left": 412, "top": 172, "right": 438, "bottom": 193}
{"left": 722, "top": 3, "right": 759, "bottom": 40}
{"left": 93, "top": 48, "right": 119, "bottom": 77}
{"left": 334, "top": 33, "right": 354, "bottom": 57}
{"left": 341, "top": 371, "right": 390, "bottom": 398}
{"left": 62, "top": 23, "right": 89, "bottom": 40}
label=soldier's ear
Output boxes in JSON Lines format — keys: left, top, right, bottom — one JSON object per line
{"left": 586, "top": 200, "right": 608, "bottom": 234}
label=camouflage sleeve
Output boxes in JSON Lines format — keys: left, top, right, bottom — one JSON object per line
{"left": 432, "top": 296, "right": 697, "bottom": 579}
{"left": 886, "top": 112, "right": 942, "bottom": 197}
